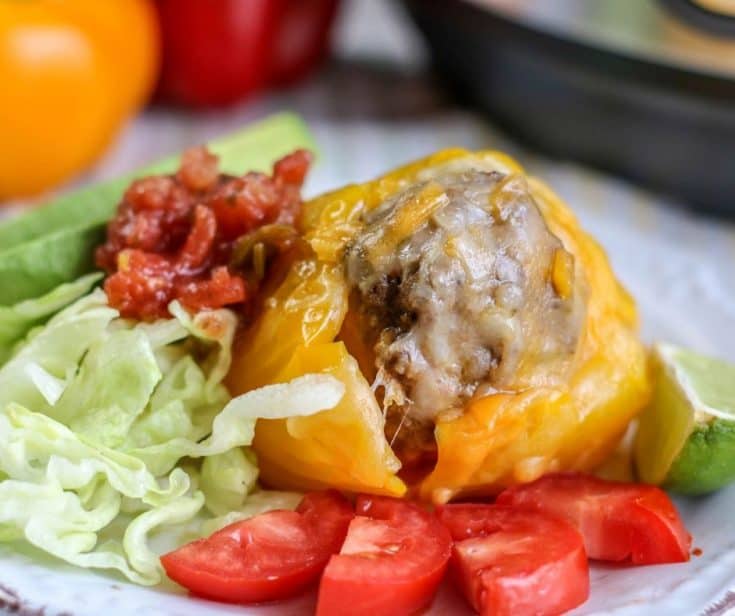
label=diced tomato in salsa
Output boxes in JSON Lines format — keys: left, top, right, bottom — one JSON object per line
{"left": 96, "top": 147, "right": 311, "bottom": 320}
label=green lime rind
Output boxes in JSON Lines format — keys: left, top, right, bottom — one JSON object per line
{"left": 0, "top": 113, "right": 315, "bottom": 305}
{"left": 664, "top": 419, "right": 735, "bottom": 495}
{"left": 634, "top": 343, "right": 735, "bottom": 495}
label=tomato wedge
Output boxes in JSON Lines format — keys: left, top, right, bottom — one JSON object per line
{"left": 316, "top": 495, "right": 452, "bottom": 616}
{"left": 437, "top": 504, "right": 589, "bottom": 616}
{"left": 496, "top": 473, "right": 692, "bottom": 565}
{"left": 161, "top": 490, "right": 353, "bottom": 603}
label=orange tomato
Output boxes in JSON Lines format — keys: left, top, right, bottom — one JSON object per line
{"left": 0, "top": 0, "right": 160, "bottom": 200}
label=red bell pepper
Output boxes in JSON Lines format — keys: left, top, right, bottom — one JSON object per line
{"left": 154, "top": 0, "right": 339, "bottom": 107}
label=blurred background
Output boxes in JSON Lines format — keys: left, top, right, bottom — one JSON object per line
{"left": 1, "top": 0, "right": 735, "bottom": 351}
{"left": 3, "top": 0, "right": 735, "bottom": 208}
{"left": 1, "top": 0, "right": 434, "bottom": 203}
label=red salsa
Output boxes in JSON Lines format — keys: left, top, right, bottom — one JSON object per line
{"left": 96, "top": 147, "right": 312, "bottom": 320}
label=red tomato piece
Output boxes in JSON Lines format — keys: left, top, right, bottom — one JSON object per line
{"left": 161, "top": 490, "right": 353, "bottom": 604}
{"left": 175, "top": 266, "right": 247, "bottom": 313}
{"left": 176, "top": 204, "right": 217, "bottom": 271}
{"left": 154, "top": 0, "right": 280, "bottom": 107}
{"left": 104, "top": 249, "right": 175, "bottom": 320}
{"left": 273, "top": 148, "right": 313, "bottom": 186}
{"left": 207, "top": 148, "right": 309, "bottom": 241}
{"left": 316, "top": 495, "right": 452, "bottom": 616}
{"left": 437, "top": 504, "right": 589, "bottom": 616}
{"left": 496, "top": 473, "right": 692, "bottom": 565}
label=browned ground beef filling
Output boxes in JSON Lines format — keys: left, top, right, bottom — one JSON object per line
{"left": 342, "top": 167, "right": 586, "bottom": 465}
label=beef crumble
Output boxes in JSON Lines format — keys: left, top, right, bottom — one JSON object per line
{"left": 342, "top": 165, "right": 586, "bottom": 463}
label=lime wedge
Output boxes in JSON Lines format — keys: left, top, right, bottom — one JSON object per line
{"left": 635, "top": 343, "right": 735, "bottom": 495}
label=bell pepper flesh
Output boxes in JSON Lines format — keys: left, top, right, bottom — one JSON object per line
{"left": 227, "top": 259, "right": 347, "bottom": 393}
{"left": 253, "top": 342, "right": 405, "bottom": 496}
{"left": 227, "top": 149, "right": 650, "bottom": 503}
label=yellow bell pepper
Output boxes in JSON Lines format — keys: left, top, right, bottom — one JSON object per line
{"left": 226, "top": 149, "right": 650, "bottom": 503}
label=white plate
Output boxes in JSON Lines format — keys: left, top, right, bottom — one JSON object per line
{"left": 2, "top": 116, "right": 735, "bottom": 615}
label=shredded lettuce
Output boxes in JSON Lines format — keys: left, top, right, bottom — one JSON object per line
{"left": 0, "top": 285, "right": 345, "bottom": 585}
{"left": 0, "top": 272, "right": 102, "bottom": 365}
{"left": 201, "top": 448, "right": 260, "bottom": 517}
{"left": 0, "top": 289, "right": 117, "bottom": 412}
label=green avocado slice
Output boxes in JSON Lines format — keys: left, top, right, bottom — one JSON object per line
{"left": 0, "top": 113, "right": 315, "bottom": 305}
{"left": 635, "top": 343, "right": 735, "bottom": 495}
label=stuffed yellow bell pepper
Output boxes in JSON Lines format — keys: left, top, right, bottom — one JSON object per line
{"left": 226, "top": 149, "right": 650, "bottom": 503}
